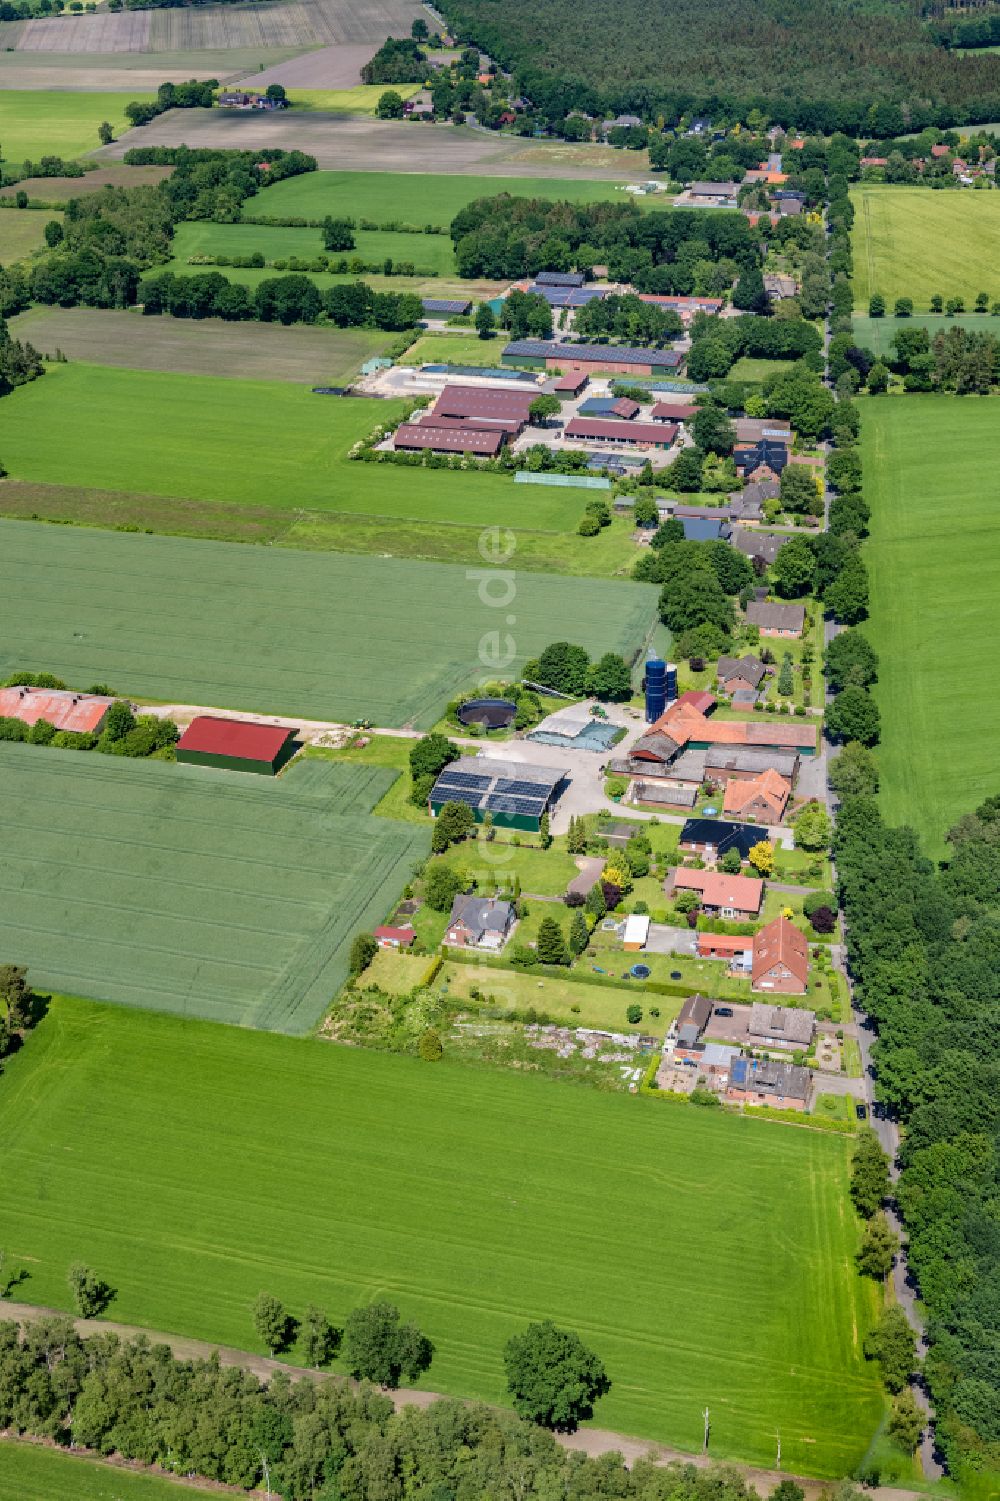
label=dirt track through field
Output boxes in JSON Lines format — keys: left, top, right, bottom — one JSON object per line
{"left": 0, "top": 1299, "right": 926, "bottom": 1501}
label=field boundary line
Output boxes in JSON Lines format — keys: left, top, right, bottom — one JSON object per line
{"left": 0, "top": 1299, "right": 925, "bottom": 1501}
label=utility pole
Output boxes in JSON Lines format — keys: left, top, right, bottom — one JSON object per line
{"left": 259, "top": 1452, "right": 271, "bottom": 1500}
{"left": 776, "top": 1429, "right": 781, "bottom": 1471}
{"left": 703, "top": 1406, "right": 710, "bottom": 1454}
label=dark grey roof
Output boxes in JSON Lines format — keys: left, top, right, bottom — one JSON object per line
{"left": 504, "top": 339, "right": 682, "bottom": 369}
{"left": 717, "top": 654, "right": 765, "bottom": 689}
{"left": 703, "top": 746, "right": 799, "bottom": 778}
{"left": 631, "top": 730, "right": 682, "bottom": 763}
{"left": 680, "top": 819, "right": 768, "bottom": 858}
{"left": 682, "top": 516, "right": 727, "bottom": 542}
{"left": 421, "top": 297, "right": 471, "bottom": 314}
{"left": 431, "top": 755, "right": 566, "bottom": 821}
{"left": 728, "top": 1055, "right": 810, "bottom": 1100}
{"left": 448, "top": 894, "right": 513, "bottom": 935}
{"left": 535, "top": 270, "right": 585, "bottom": 287}
{"left": 748, "top": 1003, "right": 815, "bottom": 1046}
{"left": 730, "top": 527, "right": 784, "bottom": 565}
{"left": 745, "top": 600, "right": 806, "bottom": 632}
{"left": 677, "top": 993, "right": 713, "bottom": 1045}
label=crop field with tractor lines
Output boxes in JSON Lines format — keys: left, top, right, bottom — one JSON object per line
{"left": 0, "top": 746, "right": 427, "bottom": 1030}
{"left": 0, "top": 517, "right": 655, "bottom": 725}
{"left": 0, "top": 997, "right": 883, "bottom": 1476}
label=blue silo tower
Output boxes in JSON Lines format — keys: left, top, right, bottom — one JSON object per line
{"left": 645, "top": 657, "right": 666, "bottom": 722}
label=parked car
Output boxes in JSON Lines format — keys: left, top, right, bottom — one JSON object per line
{"left": 855, "top": 1102, "right": 867, "bottom": 1120}
{"left": 714, "top": 1005, "right": 733, "bottom": 1018}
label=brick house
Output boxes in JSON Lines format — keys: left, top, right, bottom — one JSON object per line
{"left": 722, "top": 767, "right": 791, "bottom": 826}
{"left": 752, "top": 916, "right": 809, "bottom": 994}
{"left": 671, "top": 868, "right": 764, "bottom": 920}
{"left": 445, "top": 895, "right": 514, "bottom": 950}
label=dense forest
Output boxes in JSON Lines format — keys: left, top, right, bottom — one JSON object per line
{"left": 438, "top": 0, "right": 1000, "bottom": 132}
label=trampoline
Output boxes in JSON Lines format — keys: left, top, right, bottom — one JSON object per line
{"left": 456, "top": 697, "right": 517, "bottom": 729}
{"left": 670, "top": 970, "right": 682, "bottom": 980}
{"left": 630, "top": 963, "right": 651, "bottom": 979}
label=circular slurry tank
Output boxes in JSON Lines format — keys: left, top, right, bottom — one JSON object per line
{"left": 457, "top": 697, "right": 517, "bottom": 729}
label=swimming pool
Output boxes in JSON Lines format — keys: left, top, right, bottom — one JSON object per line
{"left": 527, "top": 720, "right": 622, "bottom": 752}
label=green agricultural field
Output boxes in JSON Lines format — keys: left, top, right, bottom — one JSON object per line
{"left": 853, "top": 310, "right": 1000, "bottom": 357}
{"left": 288, "top": 85, "right": 422, "bottom": 113}
{"left": 0, "top": 745, "right": 427, "bottom": 1030}
{"left": 168, "top": 219, "right": 457, "bottom": 276}
{"left": 851, "top": 185, "right": 1000, "bottom": 309}
{"left": 861, "top": 394, "right": 1000, "bottom": 852}
{"left": 0, "top": 997, "right": 882, "bottom": 1476}
{"left": 0, "top": 517, "right": 655, "bottom": 725}
{"left": 0, "top": 1441, "right": 200, "bottom": 1501}
{"left": 9, "top": 306, "right": 395, "bottom": 384}
{"left": 0, "top": 363, "right": 581, "bottom": 532}
{"left": 0, "top": 90, "right": 154, "bottom": 166}
{"left": 0, "top": 207, "right": 60, "bottom": 264}
{"left": 253, "top": 168, "right": 645, "bottom": 226}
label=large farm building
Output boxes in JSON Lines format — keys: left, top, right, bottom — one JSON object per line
{"left": 502, "top": 340, "right": 684, "bottom": 377}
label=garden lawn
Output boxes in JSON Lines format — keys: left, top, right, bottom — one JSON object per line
{"left": 0, "top": 1441, "right": 201, "bottom": 1501}
{"left": 860, "top": 394, "right": 1000, "bottom": 853}
{"left": 442, "top": 960, "right": 683, "bottom": 1037}
{"left": 364, "top": 948, "right": 437, "bottom": 994}
{"left": 0, "top": 517, "right": 655, "bottom": 727}
{"left": 0, "top": 746, "right": 428, "bottom": 1031}
{"left": 728, "top": 356, "right": 797, "bottom": 383}
{"left": 0, "top": 996, "right": 883, "bottom": 1476}
{"left": 0, "top": 90, "right": 154, "bottom": 165}
{"left": 168, "top": 218, "right": 456, "bottom": 276}
{"left": 252, "top": 168, "right": 644, "bottom": 226}
{"left": 851, "top": 185, "right": 1000, "bottom": 310}
{"left": 405, "top": 332, "right": 507, "bottom": 365}
{"left": 0, "top": 363, "right": 579, "bottom": 531}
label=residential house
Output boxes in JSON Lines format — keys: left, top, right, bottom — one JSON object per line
{"left": 733, "top": 419, "right": 792, "bottom": 445}
{"left": 726, "top": 1055, "right": 810, "bottom": 1109}
{"left": 751, "top": 917, "right": 810, "bottom": 995}
{"left": 730, "top": 527, "right": 786, "bottom": 567}
{"left": 374, "top": 925, "right": 417, "bottom": 949}
{"left": 716, "top": 654, "right": 765, "bottom": 696}
{"left": 734, "top": 439, "right": 788, "bottom": 480}
{"left": 675, "top": 993, "right": 713, "bottom": 1047}
{"left": 445, "top": 895, "right": 515, "bottom": 950}
{"left": 747, "top": 998, "right": 814, "bottom": 1048}
{"left": 763, "top": 272, "right": 798, "bottom": 300}
{"left": 671, "top": 868, "right": 764, "bottom": 920}
{"left": 704, "top": 745, "right": 800, "bottom": 785}
{"left": 685, "top": 181, "right": 740, "bottom": 207}
{"left": 679, "top": 818, "right": 770, "bottom": 862}
{"left": 745, "top": 601, "right": 806, "bottom": 638}
{"left": 722, "top": 767, "right": 791, "bottom": 825}
{"left": 730, "top": 478, "right": 780, "bottom": 522}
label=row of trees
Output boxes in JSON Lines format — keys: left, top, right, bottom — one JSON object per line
{"left": 139, "top": 271, "right": 424, "bottom": 329}
{"left": 522, "top": 640, "right": 633, "bottom": 700}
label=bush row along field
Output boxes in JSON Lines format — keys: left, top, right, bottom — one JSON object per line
{"left": 0, "top": 746, "right": 427, "bottom": 1031}
{"left": 860, "top": 394, "right": 1000, "bottom": 855}
{"left": 0, "top": 515, "right": 655, "bottom": 726}
{"left": 851, "top": 185, "right": 1000, "bottom": 310}
{"left": 0, "top": 1440, "right": 198, "bottom": 1500}
{"left": 168, "top": 218, "right": 459, "bottom": 276}
{"left": 9, "top": 307, "right": 397, "bottom": 385}
{"left": 0, "top": 998, "right": 883, "bottom": 1475}
{"left": 0, "top": 364, "right": 585, "bottom": 529}
{"left": 0, "top": 90, "right": 154, "bottom": 166}
{"left": 251, "top": 168, "right": 651, "bottom": 224}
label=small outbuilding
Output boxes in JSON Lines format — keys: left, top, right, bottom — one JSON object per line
{"left": 175, "top": 716, "right": 298, "bottom": 775}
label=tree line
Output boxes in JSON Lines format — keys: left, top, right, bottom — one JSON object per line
{"left": 139, "top": 271, "right": 424, "bottom": 329}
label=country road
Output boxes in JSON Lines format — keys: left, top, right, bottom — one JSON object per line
{"left": 0, "top": 1299, "right": 931, "bottom": 1501}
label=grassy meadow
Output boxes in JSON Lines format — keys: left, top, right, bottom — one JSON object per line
{"left": 861, "top": 394, "right": 1000, "bottom": 851}
{"left": 0, "top": 516, "right": 655, "bottom": 725}
{"left": 851, "top": 185, "right": 1000, "bottom": 309}
{"left": 0, "top": 207, "right": 60, "bottom": 264}
{"left": 0, "top": 1441, "right": 200, "bottom": 1501}
{"left": 852, "top": 310, "right": 1000, "bottom": 356}
{"left": 0, "top": 363, "right": 581, "bottom": 531}
{"left": 0, "top": 997, "right": 883, "bottom": 1476}
{"left": 252, "top": 168, "right": 646, "bottom": 225}
{"left": 0, "top": 90, "right": 154, "bottom": 165}
{"left": 0, "top": 748, "right": 427, "bottom": 1031}
{"left": 168, "top": 218, "right": 458, "bottom": 276}
{"left": 288, "top": 85, "right": 422, "bottom": 113}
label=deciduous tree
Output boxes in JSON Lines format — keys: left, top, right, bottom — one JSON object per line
{"left": 503, "top": 1320, "right": 610, "bottom": 1431}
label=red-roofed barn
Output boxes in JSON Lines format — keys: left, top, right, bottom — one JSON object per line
{"left": 0, "top": 685, "right": 113, "bottom": 735}
{"left": 175, "top": 716, "right": 298, "bottom": 775}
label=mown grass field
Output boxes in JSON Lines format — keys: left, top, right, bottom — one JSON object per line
{"left": 253, "top": 168, "right": 646, "bottom": 225}
{"left": 0, "top": 363, "right": 581, "bottom": 531}
{"left": 0, "top": 517, "right": 655, "bottom": 724}
{"left": 0, "top": 90, "right": 154, "bottom": 165}
{"left": 9, "top": 307, "right": 396, "bottom": 384}
{"left": 851, "top": 185, "right": 1000, "bottom": 309}
{"left": 441, "top": 962, "right": 685, "bottom": 1037}
{"left": 288, "top": 84, "right": 422, "bottom": 113}
{"left": 0, "top": 1441, "right": 199, "bottom": 1501}
{"left": 0, "top": 207, "right": 58, "bottom": 264}
{"left": 0, "top": 997, "right": 882, "bottom": 1475}
{"left": 0, "top": 747, "right": 427, "bottom": 1030}
{"left": 405, "top": 332, "right": 508, "bottom": 365}
{"left": 168, "top": 218, "right": 457, "bottom": 276}
{"left": 852, "top": 310, "right": 1000, "bottom": 356}
{"left": 861, "top": 394, "right": 1000, "bottom": 852}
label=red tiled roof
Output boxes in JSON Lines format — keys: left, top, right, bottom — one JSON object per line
{"left": 674, "top": 690, "right": 716, "bottom": 714}
{"left": 394, "top": 423, "right": 505, "bottom": 455}
{"left": 432, "top": 384, "right": 534, "bottom": 421}
{"left": 674, "top": 868, "right": 764, "bottom": 912}
{"left": 176, "top": 716, "right": 296, "bottom": 761}
{"left": 565, "top": 417, "right": 677, "bottom": 444}
{"left": 0, "top": 685, "right": 112, "bottom": 734}
{"left": 723, "top": 767, "right": 790, "bottom": 819}
{"left": 651, "top": 401, "right": 697, "bottom": 421}
{"left": 375, "top": 925, "right": 417, "bottom": 944}
{"left": 697, "top": 931, "right": 753, "bottom": 955}
{"left": 752, "top": 916, "right": 809, "bottom": 986}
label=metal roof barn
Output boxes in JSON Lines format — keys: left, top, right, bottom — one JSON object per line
{"left": 394, "top": 423, "right": 506, "bottom": 455}
{"left": 0, "top": 685, "right": 112, "bottom": 735}
{"left": 175, "top": 716, "right": 298, "bottom": 775}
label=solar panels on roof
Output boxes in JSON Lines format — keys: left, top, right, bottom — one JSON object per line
{"left": 434, "top": 770, "right": 492, "bottom": 790}
{"left": 535, "top": 270, "right": 585, "bottom": 287}
{"left": 421, "top": 297, "right": 472, "bottom": 314}
{"left": 503, "top": 339, "right": 682, "bottom": 368}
